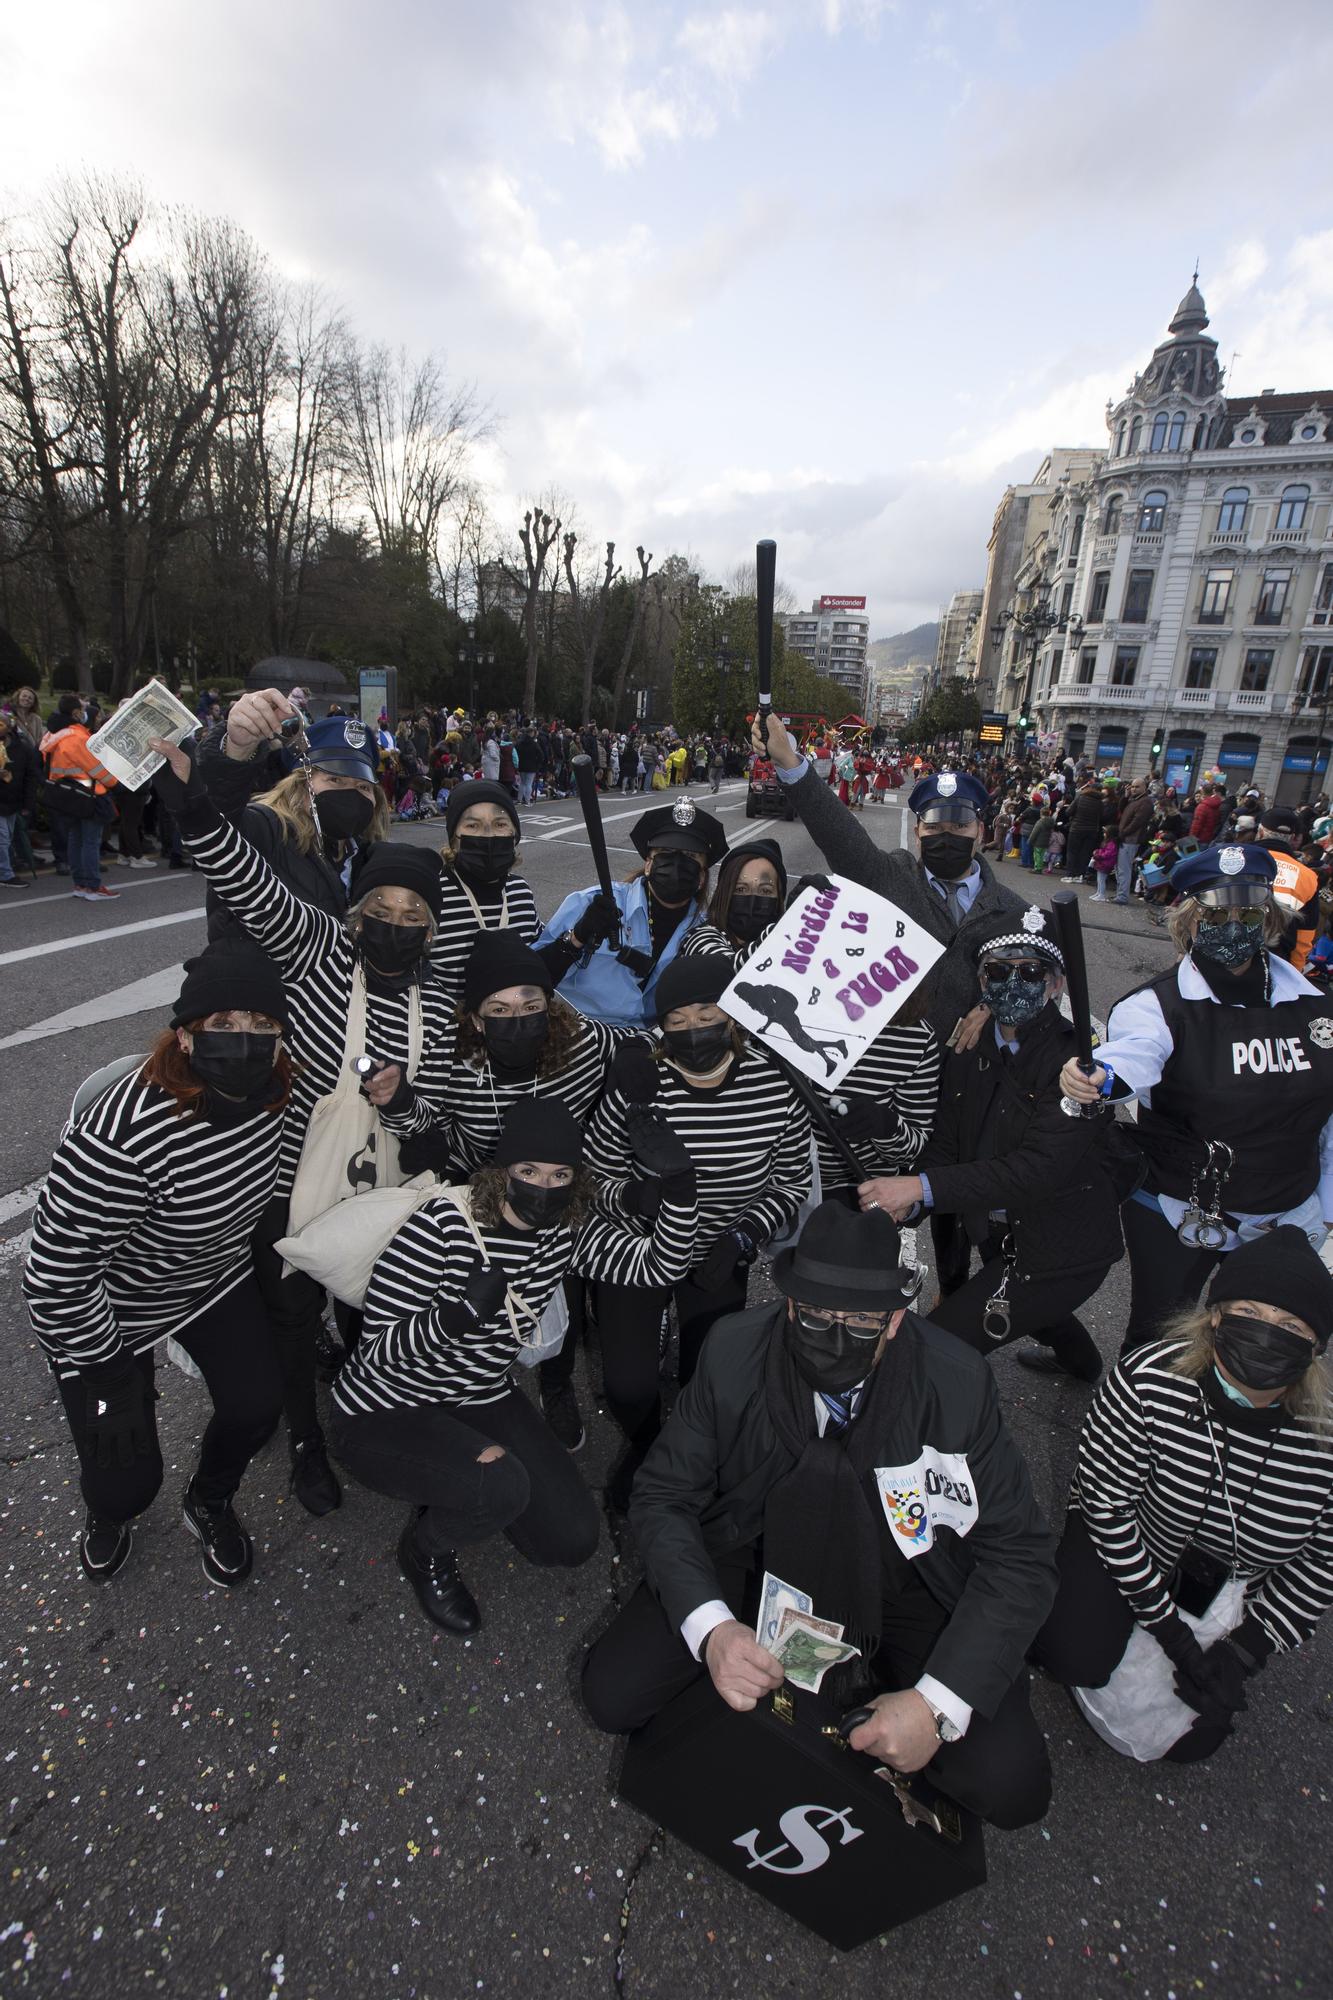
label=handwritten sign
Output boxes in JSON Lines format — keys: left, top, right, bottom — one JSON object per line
{"left": 719, "top": 873, "right": 945, "bottom": 1091}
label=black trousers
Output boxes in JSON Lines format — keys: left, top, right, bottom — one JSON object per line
{"left": 1121, "top": 1197, "right": 1226, "bottom": 1353}
{"left": 251, "top": 1195, "right": 329, "bottom": 1442}
{"left": 583, "top": 1562, "right": 1051, "bottom": 1831}
{"left": 56, "top": 1275, "right": 283, "bottom": 1523}
{"left": 331, "top": 1384, "right": 600, "bottom": 1565}
{"left": 595, "top": 1266, "right": 749, "bottom": 1457}
{"left": 1032, "top": 1510, "right": 1230, "bottom": 1763}
{"left": 1065, "top": 828, "right": 1098, "bottom": 879}
{"left": 927, "top": 1245, "right": 1113, "bottom": 1358}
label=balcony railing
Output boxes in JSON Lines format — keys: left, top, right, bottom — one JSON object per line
{"left": 1211, "top": 527, "right": 1246, "bottom": 544}
{"left": 1132, "top": 531, "right": 1165, "bottom": 550}
{"left": 1228, "top": 689, "right": 1275, "bottom": 714}
{"left": 1175, "top": 686, "right": 1216, "bottom": 709}
{"left": 1270, "top": 526, "right": 1308, "bottom": 544}
{"left": 1047, "top": 680, "right": 1148, "bottom": 708}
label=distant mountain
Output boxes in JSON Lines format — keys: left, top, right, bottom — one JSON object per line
{"left": 867, "top": 623, "right": 939, "bottom": 671}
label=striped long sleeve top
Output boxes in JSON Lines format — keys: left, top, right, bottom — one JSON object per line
{"left": 24, "top": 1070, "right": 284, "bottom": 1377}
{"left": 1073, "top": 1341, "right": 1333, "bottom": 1655}
{"left": 438, "top": 1009, "right": 627, "bottom": 1176}
{"left": 584, "top": 1043, "right": 812, "bottom": 1267}
{"left": 180, "top": 800, "right": 455, "bottom": 1196}
{"left": 431, "top": 868, "right": 541, "bottom": 1008}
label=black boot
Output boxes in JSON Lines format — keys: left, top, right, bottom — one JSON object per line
{"left": 1016, "top": 1321, "right": 1103, "bottom": 1384}
{"left": 397, "top": 1518, "right": 480, "bottom": 1634}
{"left": 290, "top": 1433, "right": 342, "bottom": 1515}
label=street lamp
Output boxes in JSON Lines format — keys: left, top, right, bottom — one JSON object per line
{"left": 457, "top": 623, "right": 495, "bottom": 719}
{"left": 991, "top": 593, "right": 1072, "bottom": 743}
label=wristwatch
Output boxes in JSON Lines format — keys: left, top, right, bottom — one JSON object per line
{"left": 922, "top": 1698, "right": 963, "bottom": 1744}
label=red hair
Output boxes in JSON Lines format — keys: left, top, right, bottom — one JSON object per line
{"left": 140, "top": 1020, "right": 292, "bottom": 1120}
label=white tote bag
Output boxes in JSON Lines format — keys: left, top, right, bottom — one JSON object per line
{"left": 287, "top": 968, "right": 423, "bottom": 1234}
{"left": 1073, "top": 1574, "right": 1247, "bottom": 1762}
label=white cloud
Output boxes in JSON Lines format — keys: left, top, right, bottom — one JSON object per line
{"left": 676, "top": 8, "right": 785, "bottom": 83}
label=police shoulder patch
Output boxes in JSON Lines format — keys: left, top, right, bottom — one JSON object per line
{"left": 1308, "top": 1017, "right": 1333, "bottom": 1049}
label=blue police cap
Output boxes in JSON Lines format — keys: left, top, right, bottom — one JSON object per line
{"left": 907, "top": 769, "right": 990, "bottom": 822}
{"left": 1170, "top": 842, "right": 1277, "bottom": 904}
{"left": 303, "top": 714, "right": 377, "bottom": 783}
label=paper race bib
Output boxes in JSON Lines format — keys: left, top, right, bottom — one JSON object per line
{"left": 873, "top": 1449, "right": 979, "bottom": 1559}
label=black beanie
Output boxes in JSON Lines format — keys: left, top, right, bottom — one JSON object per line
{"left": 653, "top": 953, "right": 734, "bottom": 1021}
{"left": 349, "top": 843, "right": 444, "bottom": 923}
{"left": 170, "top": 939, "right": 289, "bottom": 1029}
{"left": 1208, "top": 1226, "right": 1333, "bottom": 1349}
{"left": 717, "top": 836, "right": 787, "bottom": 902}
{"left": 493, "top": 1099, "right": 584, "bottom": 1169}
{"left": 463, "top": 930, "right": 554, "bottom": 1012}
{"left": 445, "top": 780, "right": 521, "bottom": 840}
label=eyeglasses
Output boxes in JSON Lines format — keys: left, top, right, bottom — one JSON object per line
{"left": 980, "top": 959, "right": 1048, "bottom": 985}
{"left": 794, "top": 1305, "right": 892, "bottom": 1340}
{"left": 1197, "top": 904, "right": 1266, "bottom": 927}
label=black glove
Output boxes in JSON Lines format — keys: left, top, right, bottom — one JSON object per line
{"left": 623, "top": 1177, "right": 663, "bottom": 1223}
{"left": 693, "top": 1225, "right": 758, "bottom": 1292}
{"left": 437, "top": 1262, "right": 510, "bottom": 1334}
{"left": 1172, "top": 1638, "right": 1253, "bottom": 1725}
{"left": 612, "top": 1039, "right": 660, "bottom": 1106}
{"left": 789, "top": 871, "right": 835, "bottom": 905}
{"left": 625, "top": 1105, "right": 692, "bottom": 1180}
{"left": 151, "top": 740, "right": 209, "bottom": 820}
{"left": 82, "top": 1363, "right": 154, "bottom": 1471}
{"left": 396, "top": 1129, "right": 455, "bottom": 1177}
{"left": 571, "top": 892, "right": 622, "bottom": 951}
{"left": 834, "top": 1098, "right": 902, "bottom": 1144}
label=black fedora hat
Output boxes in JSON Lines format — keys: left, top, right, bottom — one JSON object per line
{"left": 772, "top": 1199, "right": 920, "bottom": 1309}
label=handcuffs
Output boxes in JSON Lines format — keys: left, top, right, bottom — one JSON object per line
{"left": 1176, "top": 1139, "right": 1235, "bottom": 1250}
{"left": 981, "top": 1234, "right": 1017, "bottom": 1342}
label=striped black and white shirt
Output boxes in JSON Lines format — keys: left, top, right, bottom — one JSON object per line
{"left": 680, "top": 921, "right": 771, "bottom": 975}
{"left": 440, "top": 1010, "right": 626, "bottom": 1176}
{"left": 1073, "top": 1341, "right": 1333, "bottom": 1654}
{"left": 183, "top": 801, "right": 456, "bottom": 1196}
{"left": 432, "top": 867, "right": 541, "bottom": 1008}
{"left": 815, "top": 1020, "right": 940, "bottom": 1192}
{"left": 24, "top": 1069, "right": 283, "bottom": 1377}
{"left": 584, "top": 1043, "right": 812, "bottom": 1267}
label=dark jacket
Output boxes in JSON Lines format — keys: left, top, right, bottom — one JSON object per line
{"left": 919, "top": 1006, "right": 1126, "bottom": 1280}
{"left": 1068, "top": 786, "right": 1104, "bottom": 837}
{"left": 0, "top": 728, "right": 38, "bottom": 814}
{"left": 1116, "top": 791, "right": 1153, "bottom": 845}
{"left": 197, "top": 733, "right": 351, "bottom": 943}
{"left": 783, "top": 763, "right": 1026, "bottom": 1041}
{"left": 630, "top": 1304, "right": 1058, "bottom": 1717}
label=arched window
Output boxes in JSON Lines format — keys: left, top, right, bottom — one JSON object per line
{"left": 1115, "top": 421, "right": 1126, "bottom": 457}
{"left": 1276, "top": 485, "right": 1310, "bottom": 532}
{"left": 1217, "top": 486, "right": 1249, "bottom": 534}
{"left": 1128, "top": 416, "right": 1142, "bottom": 454}
{"left": 1193, "top": 417, "right": 1207, "bottom": 449}
{"left": 1103, "top": 494, "right": 1122, "bottom": 535}
{"left": 1167, "top": 411, "right": 1186, "bottom": 450}
{"left": 1150, "top": 411, "right": 1169, "bottom": 451}
{"left": 1138, "top": 490, "right": 1167, "bottom": 533}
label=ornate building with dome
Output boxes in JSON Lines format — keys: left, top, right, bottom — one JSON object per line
{"left": 990, "top": 280, "right": 1333, "bottom": 803}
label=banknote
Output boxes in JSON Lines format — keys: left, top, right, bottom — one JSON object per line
{"left": 775, "top": 1605, "right": 844, "bottom": 1646}
{"left": 771, "top": 1617, "right": 861, "bottom": 1693}
{"left": 755, "top": 1570, "right": 812, "bottom": 1651}
{"left": 87, "top": 678, "right": 200, "bottom": 790}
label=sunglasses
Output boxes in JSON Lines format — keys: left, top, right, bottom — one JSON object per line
{"left": 794, "top": 1305, "right": 892, "bottom": 1340}
{"left": 1197, "top": 905, "right": 1266, "bottom": 927}
{"left": 980, "top": 959, "right": 1049, "bottom": 985}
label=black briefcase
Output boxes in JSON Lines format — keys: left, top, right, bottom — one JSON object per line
{"left": 616, "top": 1678, "right": 986, "bottom": 1950}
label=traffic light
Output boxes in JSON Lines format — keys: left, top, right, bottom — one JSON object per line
{"left": 1017, "top": 706, "right": 1032, "bottom": 732}
{"left": 1150, "top": 728, "right": 1164, "bottom": 759}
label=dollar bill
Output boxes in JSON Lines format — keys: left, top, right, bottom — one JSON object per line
{"left": 771, "top": 1617, "right": 861, "bottom": 1693}
{"left": 775, "top": 1605, "right": 844, "bottom": 1646}
{"left": 755, "top": 1570, "right": 812, "bottom": 1651}
{"left": 87, "top": 678, "right": 200, "bottom": 791}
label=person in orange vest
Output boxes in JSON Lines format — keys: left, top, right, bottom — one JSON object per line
{"left": 41, "top": 695, "right": 120, "bottom": 901}
{"left": 1257, "top": 805, "right": 1321, "bottom": 970}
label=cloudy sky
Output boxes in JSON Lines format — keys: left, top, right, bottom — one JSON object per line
{"left": 4, "top": 0, "right": 1333, "bottom": 635}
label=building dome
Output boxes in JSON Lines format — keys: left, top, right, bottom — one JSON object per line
{"left": 1168, "top": 279, "right": 1209, "bottom": 339}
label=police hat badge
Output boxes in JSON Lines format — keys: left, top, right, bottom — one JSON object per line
{"left": 672, "top": 796, "right": 697, "bottom": 828}
{"left": 936, "top": 772, "right": 957, "bottom": 798}
{"left": 1022, "top": 907, "right": 1044, "bottom": 933}
{"left": 1218, "top": 846, "right": 1245, "bottom": 875}
{"left": 343, "top": 719, "right": 367, "bottom": 750}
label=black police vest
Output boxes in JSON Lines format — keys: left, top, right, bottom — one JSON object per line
{"left": 1136, "top": 969, "right": 1333, "bottom": 1212}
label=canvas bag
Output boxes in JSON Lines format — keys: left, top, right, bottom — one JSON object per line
{"left": 1072, "top": 1574, "right": 1246, "bottom": 1761}
{"left": 286, "top": 967, "right": 423, "bottom": 1233}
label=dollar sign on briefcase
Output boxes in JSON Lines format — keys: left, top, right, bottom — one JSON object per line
{"left": 732, "top": 1803, "right": 864, "bottom": 1876}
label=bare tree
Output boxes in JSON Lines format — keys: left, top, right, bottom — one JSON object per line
{"left": 513, "top": 506, "right": 561, "bottom": 715}
{"left": 345, "top": 343, "right": 487, "bottom": 566}
{"left": 562, "top": 531, "right": 620, "bottom": 724}
{"left": 610, "top": 543, "right": 653, "bottom": 725}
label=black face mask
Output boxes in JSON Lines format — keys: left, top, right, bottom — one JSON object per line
{"left": 188, "top": 1030, "right": 279, "bottom": 1102}
{"left": 1192, "top": 919, "right": 1265, "bottom": 970}
{"left": 919, "top": 831, "right": 976, "bottom": 881}
{"left": 454, "top": 833, "right": 516, "bottom": 887}
{"left": 783, "top": 1312, "right": 875, "bottom": 1394}
{"left": 988, "top": 976, "right": 1048, "bottom": 1029}
{"left": 647, "top": 852, "right": 702, "bottom": 904}
{"left": 358, "top": 915, "right": 429, "bottom": 975}
{"left": 483, "top": 1011, "right": 549, "bottom": 1068}
{"left": 315, "top": 788, "right": 375, "bottom": 842}
{"left": 729, "top": 893, "right": 781, "bottom": 942}
{"left": 1214, "top": 1311, "right": 1318, "bottom": 1391}
{"left": 662, "top": 1023, "right": 732, "bottom": 1072}
{"left": 506, "top": 1178, "right": 577, "bottom": 1229}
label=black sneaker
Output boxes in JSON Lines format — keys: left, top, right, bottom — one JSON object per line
{"left": 182, "top": 1481, "right": 254, "bottom": 1586}
{"left": 397, "top": 1520, "right": 480, "bottom": 1634}
{"left": 289, "top": 1435, "right": 342, "bottom": 1515}
{"left": 79, "top": 1511, "right": 133, "bottom": 1580}
{"left": 540, "top": 1380, "right": 585, "bottom": 1452}
{"left": 1016, "top": 1326, "right": 1103, "bottom": 1384}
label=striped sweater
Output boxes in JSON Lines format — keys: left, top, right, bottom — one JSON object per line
{"left": 584, "top": 1042, "right": 812, "bottom": 1268}
{"left": 24, "top": 1070, "right": 283, "bottom": 1377}
{"left": 182, "top": 800, "right": 455, "bottom": 1195}
{"left": 431, "top": 867, "right": 541, "bottom": 1007}
{"left": 1073, "top": 1341, "right": 1333, "bottom": 1654}
{"left": 439, "top": 1011, "right": 627, "bottom": 1176}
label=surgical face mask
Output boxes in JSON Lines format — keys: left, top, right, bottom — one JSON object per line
{"left": 784, "top": 1307, "right": 882, "bottom": 1394}
{"left": 188, "top": 1029, "right": 279, "bottom": 1101}
{"left": 1213, "top": 1311, "right": 1317, "bottom": 1391}
{"left": 454, "top": 832, "right": 517, "bottom": 887}
{"left": 662, "top": 1023, "right": 732, "bottom": 1072}
{"left": 728, "top": 892, "right": 781, "bottom": 942}
{"left": 647, "top": 852, "right": 702, "bottom": 903}
{"left": 315, "top": 788, "right": 375, "bottom": 842}
{"left": 483, "top": 1011, "right": 549, "bottom": 1068}
{"left": 506, "top": 1177, "right": 577, "bottom": 1229}
{"left": 918, "top": 830, "right": 975, "bottom": 881}
{"left": 1192, "top": 918, "right": 1265, "bottom": 969}
{"left": 358, "top": 914, "right": 429, "bottom": 975}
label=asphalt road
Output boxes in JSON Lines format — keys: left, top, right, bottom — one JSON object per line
{"left": 2, "top": 782, "right": 1328, "bottom": 2000}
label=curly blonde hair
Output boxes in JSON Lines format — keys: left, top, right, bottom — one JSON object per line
{"left": 467, "top": 1162, "right": 594, "bottom": 1229}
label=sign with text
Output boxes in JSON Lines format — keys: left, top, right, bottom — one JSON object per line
{"left": 720, "top": 875, "right": 945, "bottom": 1092}
{"left": 819, "top": 595, "right": 867, "bottom": 612}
